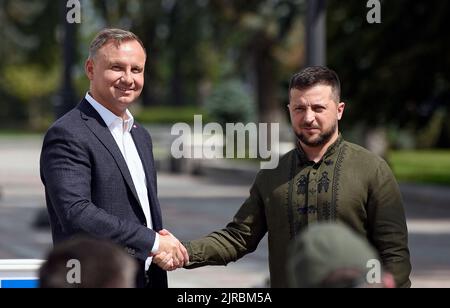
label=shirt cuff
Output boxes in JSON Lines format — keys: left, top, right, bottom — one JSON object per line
{"left": 151, "top": 232, "right": 160, "bottom": 254}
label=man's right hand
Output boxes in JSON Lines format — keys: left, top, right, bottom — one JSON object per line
{"left": 155, "top": 229, "right": 189, "bottom": 269}
{"left": 153, "top": 251, "right": 176, "bottom": 271}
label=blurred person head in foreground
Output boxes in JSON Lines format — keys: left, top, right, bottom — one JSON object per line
{"left": 287, "top": 222, "right": 396, "bottom": 288}
{"left": 39, "top": 237, "right": 138, "bottom": 288}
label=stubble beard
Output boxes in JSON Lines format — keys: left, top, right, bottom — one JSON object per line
{"left": 296, "top": 121, "right": 338, "bottom": 147}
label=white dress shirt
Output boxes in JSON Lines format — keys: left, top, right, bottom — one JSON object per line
{"left": 85, "top": 93, "right": 158, "bottom": 270}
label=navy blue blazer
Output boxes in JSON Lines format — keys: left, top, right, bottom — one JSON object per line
{"left": 40, "top": 99, "right": 167, "bottom": 287}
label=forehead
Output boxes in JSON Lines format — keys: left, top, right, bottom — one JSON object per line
{"left": 290, "top": 85, "right": 333, "bottom": 104}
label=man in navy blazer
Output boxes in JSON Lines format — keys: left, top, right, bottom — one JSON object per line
{"left": 40, "top": 28, "right": 188, "bottom": 288}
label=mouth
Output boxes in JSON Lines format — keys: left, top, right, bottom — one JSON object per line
{"left": 301, "top": 127, "right": 321, "bottom": 135}
{"left": 115, "top": 86, "right": 134, "bottom": 93}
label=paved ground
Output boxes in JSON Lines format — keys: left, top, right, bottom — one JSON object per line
{"left": 0, "top": 135, "right": 449, "bottom": 287}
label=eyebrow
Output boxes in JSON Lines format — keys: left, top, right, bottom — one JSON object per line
{"left": 292, "top": 101, "right": 327, "bottom": 107}
{"left": 108, "top": 61, "right": 144, "bottom": 69}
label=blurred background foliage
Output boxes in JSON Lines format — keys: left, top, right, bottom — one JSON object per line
{"left": 0, "top": 0, "right": 305, "bottom": 129}
{"left": 1, "top": 1, "right": 448, "bottom": 143}
{"left": 205, "top": 79, "right": 255, "bottom": 125}
{"left": 389, "top": 150, "right": 450, "bottom": 185}
{"left": 327, "top": 0, "right": 450, "bottom": 148}
{"left": 0, "top": 0, "right": 449, "bottom": 183}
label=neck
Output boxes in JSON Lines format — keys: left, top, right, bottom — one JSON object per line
{"left": 88, "top": 90, "right": 127, "bottom": 120}
{"left": 300, "top": 131, "right": 339, "bottom": 163}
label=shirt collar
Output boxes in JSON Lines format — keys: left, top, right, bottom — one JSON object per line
{"left": 296, "top": 133, "right": 344, "bottom": 165}
{"left": 85, "top": 92, "right": 134, "bottom": 132}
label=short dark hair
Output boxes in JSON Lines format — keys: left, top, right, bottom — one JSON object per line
{"left": 39, "top": 237, "right": 137, "bottom": 288}
{"left": 289, "top": 66, "right": 341, "bottom": 102}
{"left": 88, "top": 28, "right": 146, "bottom": 59}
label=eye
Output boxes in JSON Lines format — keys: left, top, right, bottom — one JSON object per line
{"left": 111, "top": 65, "right": 122, "bottom": 71}
{"left": 132, "top": 68, "right": 143, "bottom": 74}
{"left": 313, "top": 106, "right": 325, "bottom": 112}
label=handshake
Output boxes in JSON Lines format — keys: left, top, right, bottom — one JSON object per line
{"left": 152, "top": 229, "right": 189, "bottom": 271}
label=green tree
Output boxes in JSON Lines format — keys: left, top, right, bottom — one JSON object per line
{"left": 91, "top": 0, "right": 218, "bottom": 107}
{"left": 206, "top": 0, "right": 305, "bottom": 124}
{"left": 0, "top": 0, "right": 60, "bottom": 129}
{"left": 327, "top": 0, "right": 450, "bottom": 147}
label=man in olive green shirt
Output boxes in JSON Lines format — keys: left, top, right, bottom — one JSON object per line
{"left": 155, "top": 66, "right": 411, "bottom": 287}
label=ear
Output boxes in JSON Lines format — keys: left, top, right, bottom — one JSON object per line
{"left": 85, "top": 59, "right": 94, "bottom": 80}
{"left": 337, "top": 102, "right": 345, "bottom": 120}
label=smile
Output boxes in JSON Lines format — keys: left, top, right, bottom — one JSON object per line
{"left": 115, "top": 86, "right": 133, "bottom": 92}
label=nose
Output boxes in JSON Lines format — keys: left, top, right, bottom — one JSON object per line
{"left": 304, "top": 108, "right": 315, "bottom": 124}
{"left": 120, "top": 70, "right": 133, "bottom": 85}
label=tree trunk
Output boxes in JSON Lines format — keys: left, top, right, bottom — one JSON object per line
{"left": 254, "top": 43, "right": 290, "bottom": 146}
{"left": 255, "top": 46, "right": 283, "bottom": 124}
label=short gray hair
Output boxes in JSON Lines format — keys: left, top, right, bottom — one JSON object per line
{"left": 88, "top": 28, "right": 146, "bottom": 59}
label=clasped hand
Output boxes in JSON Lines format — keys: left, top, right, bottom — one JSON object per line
{"left": 152, "top": 229, "right": 189, "bottom": 271}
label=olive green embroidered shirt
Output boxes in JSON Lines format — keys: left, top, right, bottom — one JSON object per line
{"left": 185, "top": 135, "right": 411, "bottom": 288}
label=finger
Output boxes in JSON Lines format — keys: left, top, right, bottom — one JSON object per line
{"left": 174, "top": 245, "right": 186, "bottom": 265}
{"left": 162, "top": 253, "right": 173, "bottom": 264}
{"left": 152, "top": 252, "right": 167, "bottom": 264}
{"left": 153, "top": 254, "right": 171, "bottom": 269}
{"left": 157, "top": 251, "right": 168, "bottom": 258}
{"left": 162, "top": 253, "right": 174, "bottom": 271}
{"left": 179, "top": 243, "right": 189, "bottom": 265}
{"left": 172, "top": 255, "right": 181, "bottom": 267}
{"left": 164, "top": 259, "right": 174, "bottom": 271}
{"left": 158, "top": 229, "right": 171, "bottom": 236}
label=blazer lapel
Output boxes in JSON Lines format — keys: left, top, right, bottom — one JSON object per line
{"left": 131, "top": 125, "right": 163, "bottom": 231}
{"left": 77, "top": 100, "right": 142, "bottom": 208}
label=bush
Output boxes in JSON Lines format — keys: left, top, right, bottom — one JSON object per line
{"left": 205, "top": 80, "right": 255, "bottom": 125}
{"left": 134, "top": 106, "right": 208, "bottom": 124}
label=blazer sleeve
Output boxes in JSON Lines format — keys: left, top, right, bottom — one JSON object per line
{"left": 41, "top": 125, "right": 155, "bottom": 261}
